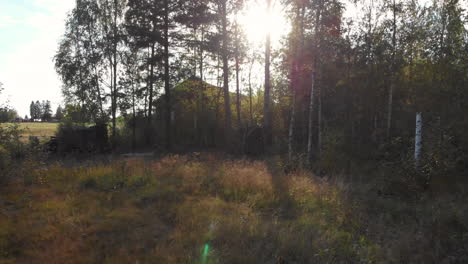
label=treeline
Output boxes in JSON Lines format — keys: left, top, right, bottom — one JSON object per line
{"left": 55, "top": 0, "right": 467, "bottom": 182}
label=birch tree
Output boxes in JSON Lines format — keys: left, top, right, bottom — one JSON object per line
{"left": 263, "top": 0, "right": 273, "bottom": 147}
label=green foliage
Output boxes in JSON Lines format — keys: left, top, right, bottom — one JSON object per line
{"left": 62, "top": 104, "right": 93, "bottom": 123}
{"left": 0, "top": 145, "right": 11, "bottom": 180}
{"left": 54, "top": 105, "right": 64, "bottom": 121}
{"left": 0, "top": 124, "right": 25, "bottom": 158}
{"left": 0, "top": 107, "right": 18, "bottom": 123}
{"left": 0, "top": 124, "right": 27, "bottom": 183}
{"left": 0, "top": 83, "right": 18, "bottom": 123}
{"left": 41, "top": 100, "right": 53, "bottom": 122}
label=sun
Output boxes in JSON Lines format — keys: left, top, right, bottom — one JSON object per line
{"left": 238, "top": 0, "right": 288, "bottom": 46}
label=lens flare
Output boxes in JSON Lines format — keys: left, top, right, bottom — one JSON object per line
{"left": 238, "top": 1, "right": 288, "bottom": 46}
{"left": 201, "top": 243, "right": 210, "bottom": 264}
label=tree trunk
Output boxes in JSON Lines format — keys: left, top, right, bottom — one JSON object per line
{"left": 317, "top": 71, "right": 322, "bottom": 171}
{"left": 288, "top": 88, "right": 297, "bottom": 161}
{"left": 199, "top": 28, "right": 207, "bottom": 146}
{"left": 263, "top": 0, "right": 272, "bottom": 148}
{"left": 414, "top": 112, "right": 422, "bottom": 168}
{"left": 94, "top": 67, "right": 104, "bottom": 119}
{"left": 112, "top": 58, "right": 117, "bottom": 144}
{"left": 387, "top": 0, "right": 397, "bottom": 140}
{"left": 289, "top": 5, "right": 304, "bottom": 162}
{"left": 164, "top": 0, "right": 171, "bottom": 151}
{"left": 143, "top": 46, "right": 150, "bottom": 118}
{"left": 148, "top": 43, "right": 155, "bottom": 121}
{"left": 199, "top": 29, "right": 204, "bottom": 82}
{"left": 221, "top": 0, "right": 232, "bottom": 148}
{"left": 235, "top": 22, "right": 241, "bottom": 127}
{"left": 248, "top": 52, "right": 255, "bottom": 126}
{"left": 307, "top": 1, "right": 321, "bottom": 164}
{"left": 131, "top": 79, "right": 136, "bottom": 153}
{"left": 307, "top": 67, "right": 316, "bottom": 162}
{"left": 86, "top": 18, "right": 104, "bottom": 120}
{"left": 111, "top": 0, "right": 119, "bottom": 146}
{"left": 110, "top": 57, "right": 116, "bottom": 143}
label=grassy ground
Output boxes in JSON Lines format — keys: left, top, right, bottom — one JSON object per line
{"left": 0, "top": 123, "right": 58, "bottom": 138}
{"left": 1, "top": 153, "right": 467, "bottom": 263}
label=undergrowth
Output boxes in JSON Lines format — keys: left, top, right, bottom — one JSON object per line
{"left": 0, "top": 153, "right": 466, "bottom": 263}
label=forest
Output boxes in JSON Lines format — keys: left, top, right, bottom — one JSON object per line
{"left": 1, "top": 0, "right": 468, "bottom": 263}
{"left": 52, "top": 0, "right": 468, "bottom": 175}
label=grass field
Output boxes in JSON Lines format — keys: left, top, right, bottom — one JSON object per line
{"left": 1, "top": 153, "right": 466, "bottom": 263}
{"left": 0, "top": 122, "right": 59, "bottom": 138}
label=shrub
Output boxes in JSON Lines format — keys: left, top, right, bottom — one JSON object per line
{"left": 0, "top": 124, "right": 26, "bottom": 182}
{"left": 56, "top": 121, "right": 109, "bottom": 153}
{"left": 0, "top": 145, "right": 11, "bottom": 182}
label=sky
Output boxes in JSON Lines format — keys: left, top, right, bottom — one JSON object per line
{"left": 0, "top": 0, "right": 75, "bottom": 117}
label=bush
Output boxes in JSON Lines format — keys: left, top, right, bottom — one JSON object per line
{"left": 117, "top": 115, "right": 159, "bottom": 152}
{"left": 56, "top": 121, "right": 109, "bottom": 153}
{"left": 0, "top": 145, "right": 11, "bottom": 182}
{"left": 0, "top": 124, "right": 26, "bottom": 182}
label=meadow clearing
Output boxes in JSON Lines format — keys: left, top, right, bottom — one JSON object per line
{"left": 0, "top": 123, "right": 58, "bottom": 139}
{"left": 1, "top": 153, "right": 466, "bottom": 263}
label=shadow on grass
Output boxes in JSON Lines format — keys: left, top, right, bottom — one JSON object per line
{"left": 264, "top": 158, "right": 298, "bottom": 220}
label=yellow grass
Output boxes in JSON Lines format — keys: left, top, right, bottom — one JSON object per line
{"left": 1, "top": 154, "right": 466, "bottom": 263}
{"left": 0, "top": 122, "right": 58, "bottom": 138}
{"left": 0, "top": 154, "right": 380, "bottom": 264}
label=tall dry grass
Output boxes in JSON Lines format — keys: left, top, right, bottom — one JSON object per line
{"left": 0, "top": 153, "right": 466, "bottom": 263}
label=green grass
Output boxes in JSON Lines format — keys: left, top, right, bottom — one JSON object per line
{"left": 0, "top": 122, "right": 58, "bottom": 138}
{"left": 0, "top": 154, "right": 467, "bottom": 263}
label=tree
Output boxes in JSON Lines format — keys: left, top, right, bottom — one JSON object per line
{"left": 55, "top": 105, "right": 65, "bottom": 121}
{"left": 219, "top": 0, "right": 232, "bottom": 148}
{"left": 63, "top": 104, "right": 91, "bottom": 123}
{"left": 125, "top": 0, "right": 181, "bottom": 150}
{"left": 48, "top": 0, "right": 468, "bottom": 183}
{"left": 120, "top": 47, "right": 141, "bottom": 152}
{"left": 32, "top": 101, "right": 43, "bottom": 121}
{"left": 0, "top": 82, "right": 18, "bottom": 123}
{"left": 126, "top": 2, "right": 156, "bottom": 123}
{"left": 0, "top": 108, "right": 18, "bottom": 123}
{"left": 414, "top": 111, "right": 422, "bottom": 168}
{"left": 233, "top": 17, "right": 248, "bottom": 127}
{"left": 99, "top": 0, "right": 126, "bottom": 142}
{"left": 385, "top": 0, "right": 400, "bottom": 139}
{"left": 246, "top": 48, "right": 258, "bottom": 127}
{"left": 287, "top": 1, "right": 305, "bottom": 161}
{"left": 55, "top": 0, "right": 107, "bottom": 123}
{"left": 42, "top": 100, "right": 53, "bottom": 122}
{"left": 176, "top": 0, "right": 217, "bottom": 146}
{"left": 30, "top": 101, "right": 36, "bottom": 120}
{"left": 306, "top": 0, "right": 323, "bottom": 164}
{"left": 162, "top": 0, "right": 172, "bottom": 150}
{"left": 263, "top": 0, "right": 273, "bottom": 148}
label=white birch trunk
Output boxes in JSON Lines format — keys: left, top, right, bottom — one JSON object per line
{"left": 288, "top": 90, "right": 296, "bottom": 161}
{"left": 414, "top": 112, "right": 422, "bottom": 168}
{"left": 307, "top": 70, "right": 315, "bottom": 162}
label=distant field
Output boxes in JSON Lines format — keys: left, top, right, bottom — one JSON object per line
{"left": 0, "top": 122, "right": 59, "bottom": 138}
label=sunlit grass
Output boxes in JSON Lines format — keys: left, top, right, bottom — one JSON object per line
{"left": 1, "top": 153, "right": 466, "bottom": 263}
{"left": 0, "top": 122, "right": 58, "bottom": 138}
